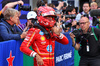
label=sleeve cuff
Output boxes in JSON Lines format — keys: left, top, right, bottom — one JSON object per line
{"left": 30, "top": 51, "right": 37, "bottom": 57}
{"left": 58, "top": 33, "right": 64, "bottom": 39}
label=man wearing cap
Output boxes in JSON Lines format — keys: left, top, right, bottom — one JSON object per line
{"left": 20, "top": 6, "right": 69, "bottom": 66}
{"left": 18, "top": 11, "right": 36, "bottom": 32}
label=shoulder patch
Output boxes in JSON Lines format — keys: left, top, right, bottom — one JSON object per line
{"left": 39, "top": 31, "right": 44, "bottom": 35}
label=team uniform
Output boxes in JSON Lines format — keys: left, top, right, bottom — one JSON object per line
{"left": 20, "top": 6, "right": 69, "bottom": 66}
{"left": 20, "top": 28, "right": 69, "bottom": 66}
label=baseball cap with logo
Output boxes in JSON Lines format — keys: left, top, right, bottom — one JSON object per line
{"left": 27, "top": 11, "right": 37, "bottom": 19}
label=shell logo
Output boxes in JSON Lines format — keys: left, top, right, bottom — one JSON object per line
{"left": 41, "top": 36, "right": 45, "bottom": 41}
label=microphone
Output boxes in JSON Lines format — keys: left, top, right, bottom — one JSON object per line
{"left": 90, "top": 9, "right": 100, "bottom": 17}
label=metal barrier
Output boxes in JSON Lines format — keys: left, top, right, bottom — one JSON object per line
{"left": 0, "top": 40, "right": 23, "bottom": 66}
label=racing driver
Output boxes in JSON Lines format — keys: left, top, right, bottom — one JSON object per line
{"left": 20, "top": 6, "right": 69, "bottom": 66}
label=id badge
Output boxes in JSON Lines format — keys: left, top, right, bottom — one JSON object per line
{"left": 86, "top": 45, "right": 89, "bottom": 52}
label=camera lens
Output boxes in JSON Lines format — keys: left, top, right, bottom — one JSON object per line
{"left": 18, "top": 4, "right": 31, "bottom": 11}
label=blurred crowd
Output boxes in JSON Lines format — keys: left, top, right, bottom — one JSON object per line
{"left": 0, "top": 0, "right": 100, "bottom": 66}
{"left": 0, "top": 0, "right": 100, "bottom": 41}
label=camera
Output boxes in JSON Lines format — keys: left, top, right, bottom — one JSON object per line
{"left": 65, "top": 14, "right": 76, "bottom": 19}
{"left": 96, "top": 18, "right": 100, "bottom": 24}
{"left": 55, "top": 15, "right": 76, "bottom": 30}
{"left": 60, "top": 14, "right": 76, "bottom": 30}
{"left": 72, "top": 29, "right": 81, "bottom": 37}
{"left": 72, "top": 28, "right": 92, "bottom": 37}
{"left": 82, "top": 13, "right": 89, "bottom": 19}
{"left": 54, "top": 20, "right": 72, "bottom": 30}
{"left": 61, "top": 21, "right": 72, "bottom": 30}
{"left": 18, "top": 4, "right": 31, "bottom": 11}
{"left": 90, "top": 9, "right": 100, "bottom": 26}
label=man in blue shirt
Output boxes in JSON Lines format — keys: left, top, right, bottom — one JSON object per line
{"left": 0, "top": 8, "right": 27, "bottom": 42}
{"left": 75, "top": 2, "right": 93, "bottom": 26}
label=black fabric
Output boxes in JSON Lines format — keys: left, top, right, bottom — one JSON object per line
{"left": 0, "top": 14, "right": 4, "bottom": 22}
{"left": 76, "top": 27, "right": 100, "bottom": 57}
{"left": 92, "top": 16, "right": 98, "bottom": 26}
{"left": 79, "top": 56, "right": 100, "bottom": 66}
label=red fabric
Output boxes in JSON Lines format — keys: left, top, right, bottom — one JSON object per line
{"left": 20, "top": 28, "right": 69, "bottom": 66}
{"left": 37, "top": 6, "right": 56, "bottom": 28}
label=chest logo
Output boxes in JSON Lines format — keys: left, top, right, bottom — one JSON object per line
{"left": 41, "top": 36, "right": 45, "bottom": 41}
{"left": 41, "top": 42, "right": 46, "bottom": 45}
{"left": 47, "top": 45, "right": 52, "bottom": 52}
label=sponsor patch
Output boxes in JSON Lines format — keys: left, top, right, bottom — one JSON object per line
{"left": 47, "top": 45, "right": 52, "bottom": 52}
{"left": 41, "top": 36, "right": 45, "bottom": 41}
{"left": 41, "top": 42, "right": 46, "bottom": 45}
{"left": 39, "top": 31, "right": 44, "bottom": 35}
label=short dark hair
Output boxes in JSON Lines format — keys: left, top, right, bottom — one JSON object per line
{"left": 65, "top": 6, "right": 75, "bottom": 15}
{"left": 48, "top": 3, "right": 55, "bottom": 8}
{"left": 83, "top": 2, "right": 90, "bottom": 7}
{"left": 37, "top": 0, "right": 47, "bottom": 8}
{"left": 43, "top": 0, "right": 47, "bottom": 4}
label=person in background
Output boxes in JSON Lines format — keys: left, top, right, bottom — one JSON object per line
{"left": 33, "top": 7, "right": 38, "bottom": 13}
{"left": 0, "top": 0, "right": 24, "bottom": 22}
{"left": 55, "top": 10, "right": 63, "bottom": 22}
{"left": 48, "top": 3, "right": 55, "bottom": 8}
{"left": 20, "top": 6, "right": 69, "bottom": 66}
{"left": 90, "top": 2, "right": 98, "bottom": 10}
{"left": 18, "top": 11, "right": 36, "bottom": 32}
{"left": 64, "top": 6, "right": 77, "bottom": 32}
{"left": 90, "top": 0, "right": 100, "bottom": 7}
{"left": 95, "top": 0, "right": 100, "bottom": 6}
{"left": 62, "top": 2, "right": 68, "bottom": 11}
{"left": 43, "top": 0, "right": 48, "bottom": 6}
{"left": 0, "top": 8, "right": 27, "bottom": 42}
{"left": 76, "top": 22, "right": 80, "bottom": 29}
{"left": 90, "top": 2, "right": 98, "bottom": 26}
{"left": 95, "top": 6, "right": 100, "bottom": 29}
{"left": 92, "top": 0, "right": 96, "bottom": 2}
{"left": 36, "top": 0, "right": 48, "bottom": 8}
{"left": 75, "top": 2, "right": 93, "bottom": 26}
{"left": 54, "top": 1, "right": 64, "bottom": 11}
{"left": 70, "top": 17, "right": 100, "bottom": 66}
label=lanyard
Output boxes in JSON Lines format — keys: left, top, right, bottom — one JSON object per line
{"left": 86, "top": 40, "right": 89, "bottom": 52}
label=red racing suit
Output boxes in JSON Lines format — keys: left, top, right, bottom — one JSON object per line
{"left": 20, "top": 28, "right": 69, "bottom": 66}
